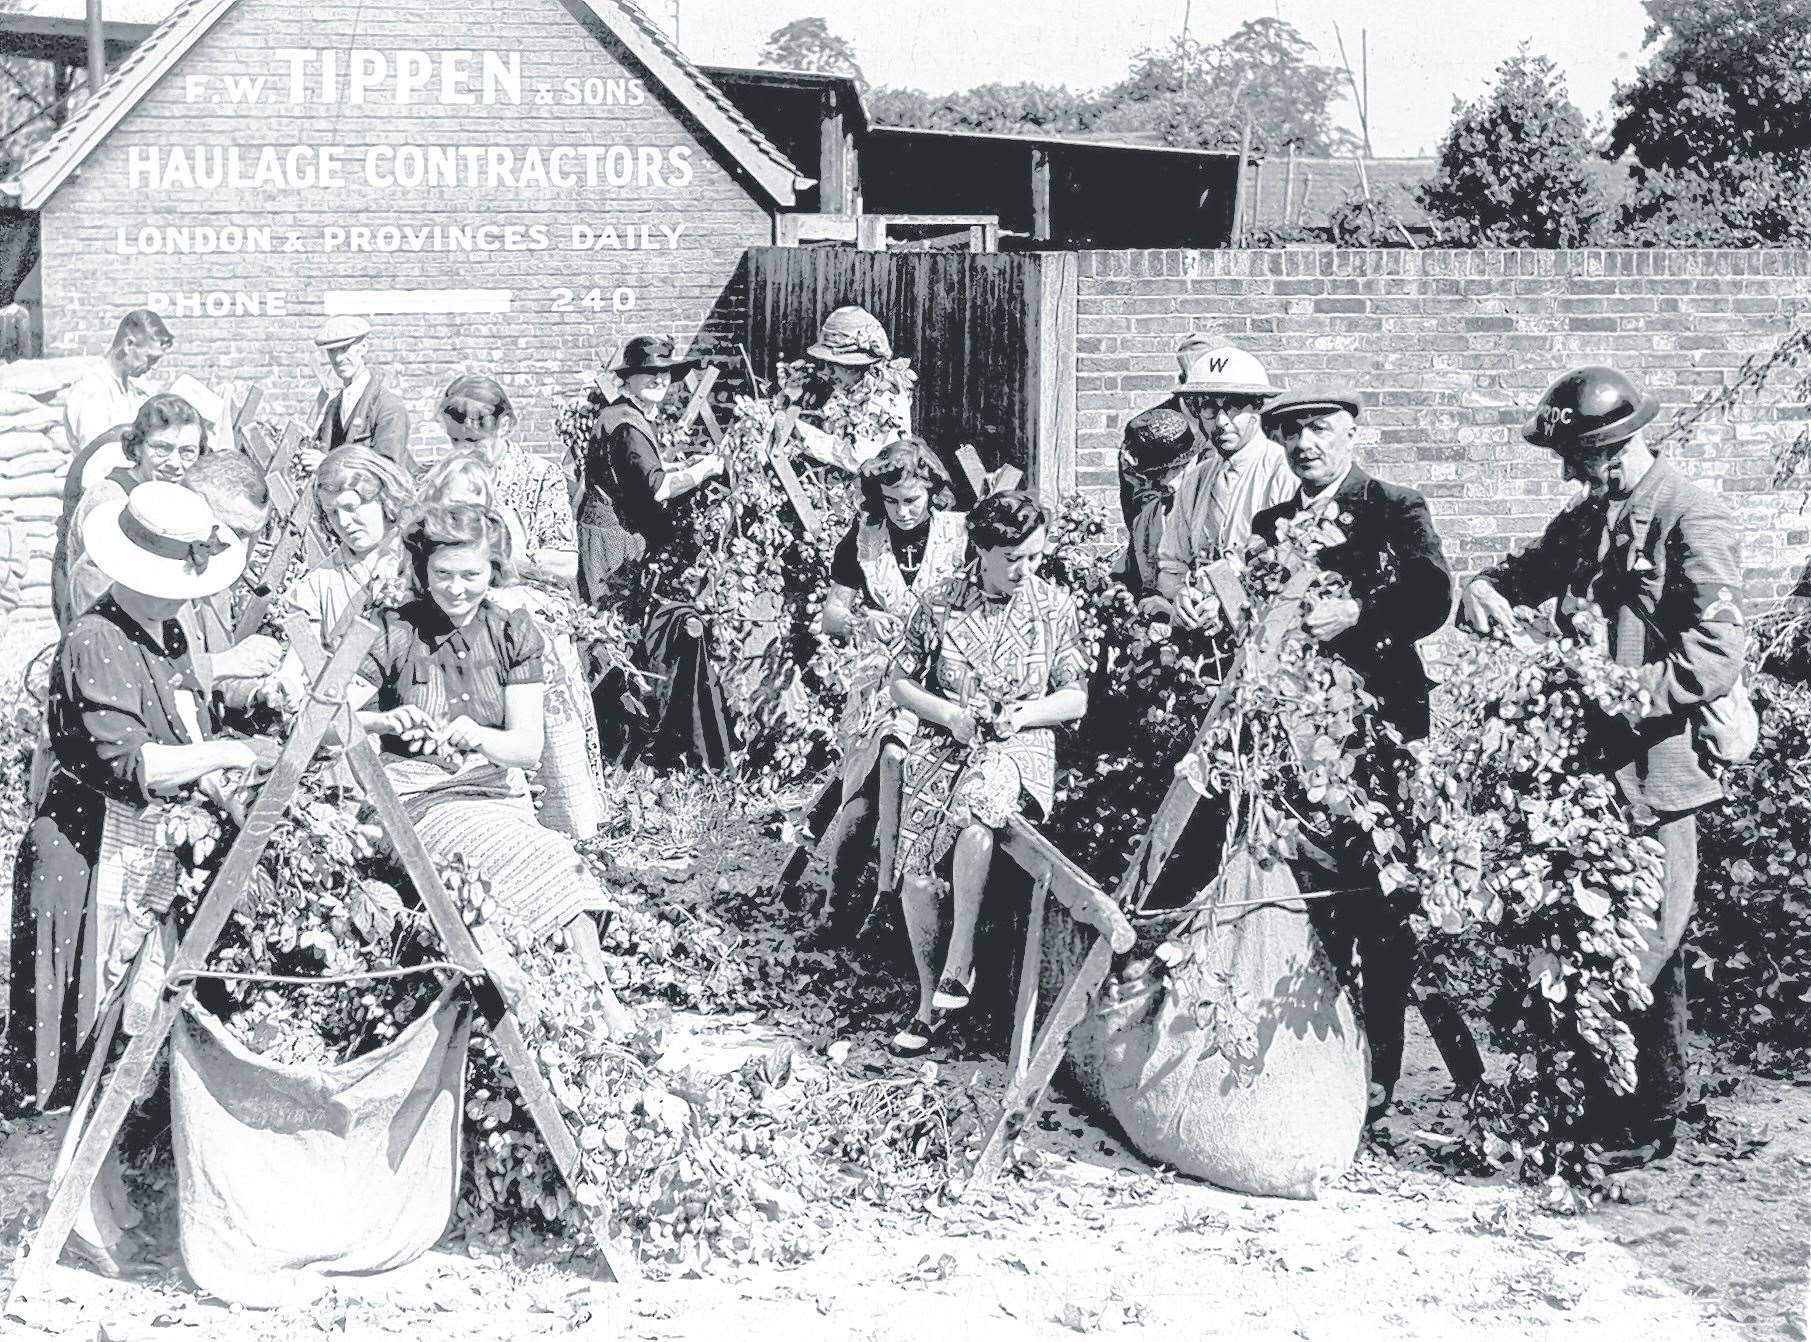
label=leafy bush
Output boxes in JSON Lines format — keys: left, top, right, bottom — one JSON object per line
{"left": 1419, "top": 47, "right": 1609, "bottom": 247}
{"left": 1687, "top": 675, "right": 1811, "bottom": 1072}
{"left": 1410, "top": 615, "right": 1667, "bottom": 1200}
{"left": 1608, "top": 0, "right": 1811, "bottom": 244}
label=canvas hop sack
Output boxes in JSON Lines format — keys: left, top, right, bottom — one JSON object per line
{"left": 170, "top": 989, "right": 472, "bottom": 1307}
{"left": 1060, "top": 850, "right": 1367, "bottom": 1199}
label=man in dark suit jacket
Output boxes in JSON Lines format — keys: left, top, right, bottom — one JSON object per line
{"left": 303, "top": 315, "right": 414, "bottom": 475}
{"left": 1462, "top": 365, "right": 1745, "bottom": 1169}
{"left": 1249, "top": 389, "right": 1458, "bottom": 1118}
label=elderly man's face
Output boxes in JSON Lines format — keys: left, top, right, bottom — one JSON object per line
{"left": 1182, "top": 394, "right": 1262, "bottom": 458}
{"left": 1279, "top": 411, "right": 1356, "bottom": 492}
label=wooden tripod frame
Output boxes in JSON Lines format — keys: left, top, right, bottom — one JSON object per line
{"left": 7, "top": 612, "right": 634, "bottom": 1312}
{"left": 965, "top": 662, "right": 1232, "bottom": 1186}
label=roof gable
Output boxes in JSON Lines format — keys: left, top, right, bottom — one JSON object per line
{"left": 16, "top": 0, "right": 809, "bottom": 211}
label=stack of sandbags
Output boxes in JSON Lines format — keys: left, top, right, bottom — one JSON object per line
{"left": 0, "top": 355, "right": 103, "bottom": 667}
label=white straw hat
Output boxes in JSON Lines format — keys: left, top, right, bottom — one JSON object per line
{"left": 82, "top": 481, "right": 247, "bottom": 600}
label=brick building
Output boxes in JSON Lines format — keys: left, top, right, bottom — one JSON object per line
{"left": 14, "top": 0, "right": 809, "bottom": 446}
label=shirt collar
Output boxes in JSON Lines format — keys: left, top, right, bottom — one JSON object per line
{"left": 341, "top": 368, "right": 372, "bottom": 408}
{"left": 407, "top": 596, "right": 480, "bottom": 651}
{"left": 1299, "top": 462, "right": 1355, "bottom": 510}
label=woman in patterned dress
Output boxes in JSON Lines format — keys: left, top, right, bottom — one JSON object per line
{"left": 434, "top": 376, "right": 608, "bottom": 839}
{"left": 819, "top": 439, "right": 967, "bottom": 921}
{"left": 885, "top": 492, "right": 1089, "bottom": 1056}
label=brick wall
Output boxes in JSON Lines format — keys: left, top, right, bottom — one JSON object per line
{"left": 37, "top": 0, "right": 774, "bottom": 455}
{"left": 1074, "top": 249, "right": 1811, "bottom": 602}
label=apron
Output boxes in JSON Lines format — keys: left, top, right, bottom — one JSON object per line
{"left": 92, "top": 680, "right": 204, "bottom": 1034}
{"left": 836, "top": 511, "right": 967, "bottom": 803}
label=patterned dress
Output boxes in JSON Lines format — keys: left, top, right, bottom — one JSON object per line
{"left": 487, "top": 439, "right": 607, "bottom": 838}
{"left": 359, "top": 598, "right": 608, "bottom": 937}
{"left": 891, "top": 569, "right": 1087, "bottom": 878}
{"left": 830, "top": 509, "right": 968, "bottom": 802}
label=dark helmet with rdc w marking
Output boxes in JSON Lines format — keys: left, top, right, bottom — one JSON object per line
{"left": 1523, "top": 365, "right": 1659, "bottom": 456}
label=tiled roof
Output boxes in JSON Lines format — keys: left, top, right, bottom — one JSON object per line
{"left": 17, "top": 0, "right": 221, "bottom": 203}
{"left": 16, "top": 0, "right": 808, "bottom": 209}
{"left": 604, "top": 1, "right": 802, "bottom": 186}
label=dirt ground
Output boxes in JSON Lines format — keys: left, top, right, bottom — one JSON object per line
{"left": 0, "top": 749, "right": 1803, "bottom": 1339}
{"left": 2, "top": 1003, "right": 1805, "bottom": 1342}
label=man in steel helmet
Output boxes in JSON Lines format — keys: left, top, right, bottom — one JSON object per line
{"left": 1461, "top": 364, "right": 1746, "bottom": 1170}
{"left": 1154, "top": 345, "right": 1297, "bottom": 628}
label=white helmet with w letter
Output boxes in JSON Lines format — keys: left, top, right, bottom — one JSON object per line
{"left": 1177, "top": 345, "right": 1281, "bottom": 400}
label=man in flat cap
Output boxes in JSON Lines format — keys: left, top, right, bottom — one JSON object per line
{"left": 1248, "top": 389, "right": 1459, "bottom": 1121}
{"left": 1461, "top": 365, "right": 1745, "bottom": 1170}
{"left": 305, "top": 315, "right": 414, "bottom": 474}
{"left": 1154, "top": 345, "right": 1296, "bottom": 628}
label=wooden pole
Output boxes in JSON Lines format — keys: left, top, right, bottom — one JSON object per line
{"left": 1030, "top": 146, "right": 1053, "bottom": 243}
{"left": 1283, "top": 145, "right": 1298, "bottom": 228}
{"left": 1230, "top": 119, "right": 1253, "bottom": 247}
{"left": 84, "top": 0, "right": 105, "bottom": 92}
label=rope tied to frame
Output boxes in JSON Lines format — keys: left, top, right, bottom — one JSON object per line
{"left": 167, "top": 961, "right": 469, "bottom": 990}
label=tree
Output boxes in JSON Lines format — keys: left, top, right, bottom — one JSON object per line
{"left": 1610, "top": 0, "right": 1811, "bottom": 243}
{"left": 759, "top": 17, "right": 866, "bottom": 91}
{"left": 1093, "top": 20, "right": 1357, "bottom": 154}
{"left": 867, "top": 83, "right": 1093, "bottom": 135}
{"left": 1419, "top": 47, "right": 1608, "bottom": 247}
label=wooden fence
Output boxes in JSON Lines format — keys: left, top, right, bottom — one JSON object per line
{"left": 743, "top": 247, "right": 1075, "bottom": 498}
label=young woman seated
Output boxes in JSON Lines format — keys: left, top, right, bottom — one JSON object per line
{"left": 818, "top": 438, "right": 967, "bottom": 926}
{"left": 286, "top": 444, "right": 417, "bottom": 645}
{"left": 885, "top": 491, "right": 1089, "bottom": 1056}
{"left": 347, "top": 503, "right": 629, "bottom": 1031}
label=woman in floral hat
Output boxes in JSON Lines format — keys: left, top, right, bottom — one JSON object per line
{"left": 793, "top": 306, "right": 914, "bottom": 474}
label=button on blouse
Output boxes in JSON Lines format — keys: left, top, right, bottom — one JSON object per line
{"left": 359, "top": 596, "right": 545, "bottom": 733}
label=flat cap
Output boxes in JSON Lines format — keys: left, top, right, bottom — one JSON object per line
{"left": 314, "top": 315, "right": 372, "bottom": 349}
{"left": 1260, "top": 389, "right": 1361, "bottom": 431}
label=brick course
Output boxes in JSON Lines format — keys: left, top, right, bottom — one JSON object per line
{"left": 1073, "top": 249, "right": 1811, "bottom": 602}
{"left": 36, "top": 0, "right": 774, "bottom": 457}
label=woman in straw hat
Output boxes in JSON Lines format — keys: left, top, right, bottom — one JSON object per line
{"left": 7, "top": 481, "right": 275, "bottom": 1275}
{"left": 793, "top": 305, "right": 914, "bottom": 474}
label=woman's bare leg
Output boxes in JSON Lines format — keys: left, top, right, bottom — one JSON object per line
{"left": 563, "top": 912, "right": 636, "bottom": 1038}
{"left": 898, "top": 873, "right": 943, "bottom": 1021}
{"left": 941, "top": 822, "right": 995, "bottom": 985}
{"left": 875, "top": 743, "right": 906, "bottom": 897}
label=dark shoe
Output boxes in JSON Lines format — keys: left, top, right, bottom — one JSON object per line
{"left": 888, "top": 1014, "right": 939, "bottom": 1058}
{"left": 1366, "top": 1081, "right": 1394, "bottom": 1125}
{"left": 1596, "top": 1119, "right": 1678, "bottom": 1173}
{"left": 931, "top": 968, "right": 976, "bottom": 1012}
{"left": 66, "top": 1232, "right": 160, "bottom": 1282}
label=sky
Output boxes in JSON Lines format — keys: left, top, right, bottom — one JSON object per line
{"left": 662, "top": 0, "right": 1655, "bottom": 158}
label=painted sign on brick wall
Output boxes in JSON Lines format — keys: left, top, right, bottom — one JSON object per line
{"left": 26, "top": 0, "right": 797, "bottom": 441}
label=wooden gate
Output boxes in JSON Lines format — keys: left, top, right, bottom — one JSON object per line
{"left": 743, "top": 247, "right": 1075, "bottom": 499}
